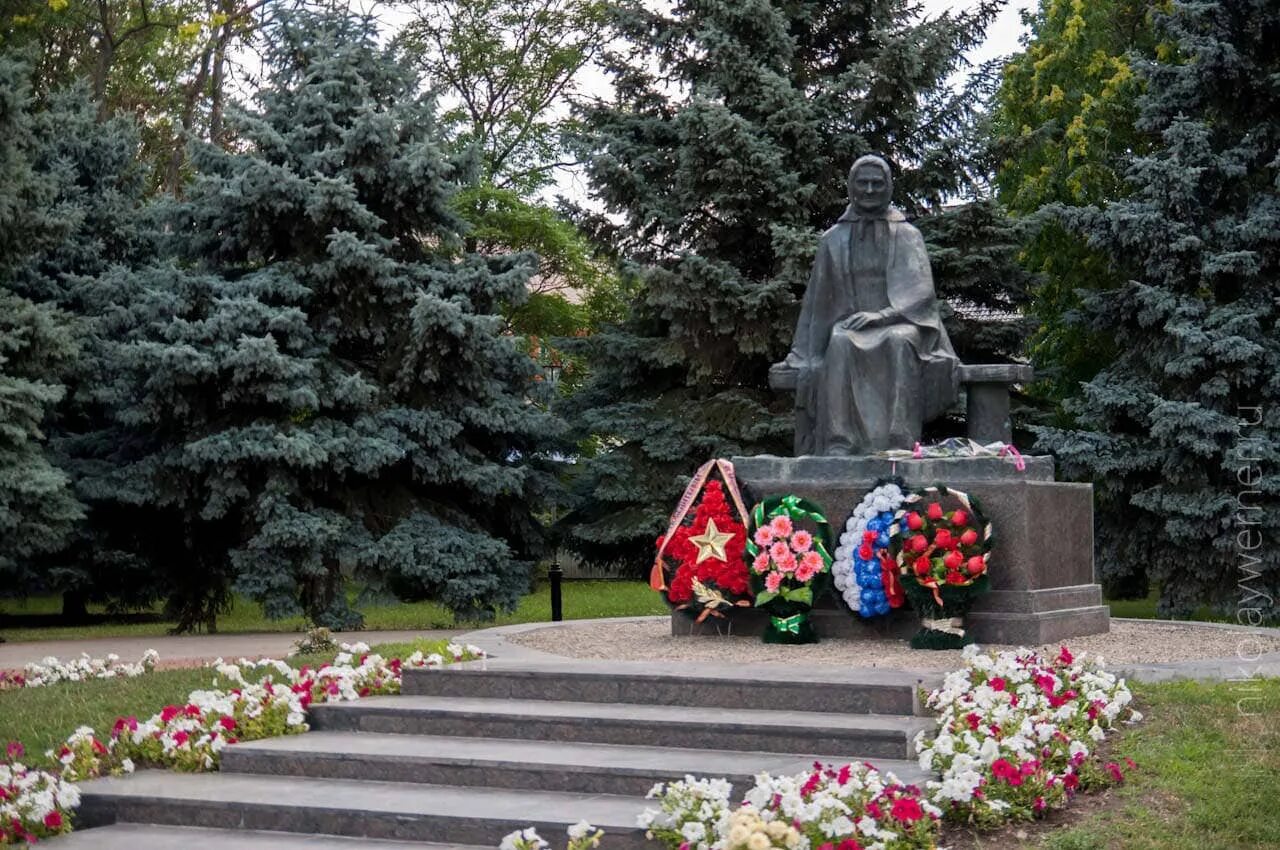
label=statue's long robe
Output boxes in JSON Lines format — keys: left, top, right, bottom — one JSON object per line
{"left": 785, "top": 207, "right": 958, "bottom": 455}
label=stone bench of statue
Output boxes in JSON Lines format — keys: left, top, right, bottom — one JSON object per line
{"left": 679, "top": 155, "right": 1110, "bottom": 645}
{"left": 768, "top": 361, "right": 1034, "bottom": 451}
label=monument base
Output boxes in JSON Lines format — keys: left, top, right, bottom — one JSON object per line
{"left": 701, "top": 454, "right": 1110, "bottom": 646}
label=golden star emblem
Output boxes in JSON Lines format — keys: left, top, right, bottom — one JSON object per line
{"left": 688, "top": 518, "right": 734, "bottom": 564}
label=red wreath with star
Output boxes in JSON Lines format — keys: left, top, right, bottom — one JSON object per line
{"left": 656, "top": 480, "right": 751, "bottom": 615}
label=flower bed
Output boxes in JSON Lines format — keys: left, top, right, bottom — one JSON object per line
{"left": 54, "top": 641, "right": 485, "bottom": 781}
{"left": 639, "top": 645, "right": 1142, "bottom": 850}
{"left": 501, "top": 821, "right": 604, "bottom": 850}
{"left": 916, "top": 644, "right": 1140, "bottom": 826}
{"left": 1, "top": 743, "right": 78, "bottom": 845}
{"left": 641, "top": 764, "right": 939, "bottom": 850}
{"left": 2, "top": 639, "right": 485, "bottom": 841}
{"left": 0, "top": 649, "right": 159, "bottom": 690}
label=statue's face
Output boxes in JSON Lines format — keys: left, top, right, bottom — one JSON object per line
{"left": 851, "top": 165, "right": 891, "bottom": 213}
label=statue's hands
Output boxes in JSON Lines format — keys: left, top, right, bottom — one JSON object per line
{"left": 841, "top": 309, "right": 900, "bottom": 332}
{"left": 841, "top": 311, "right": 879, "bottom": 331}
{"left": 779, "top": 351, "right": 806, "bottom": 369}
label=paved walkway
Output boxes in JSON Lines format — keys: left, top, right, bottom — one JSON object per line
{"left": 0, "top": 629, "right": 463, "bottom": 670}
{"left": 459, "top": 617, "right": 1280, "bottom": 683}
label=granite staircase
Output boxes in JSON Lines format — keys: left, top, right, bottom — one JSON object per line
{"left": 61, "top": 660, "right": 938, "bottom": 849}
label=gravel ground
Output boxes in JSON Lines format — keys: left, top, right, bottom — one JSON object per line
{"left": 508, "top": 618, "right": 1280, "bottom": 671}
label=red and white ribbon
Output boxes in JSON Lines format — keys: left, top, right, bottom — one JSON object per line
{"left": 650, "top": 459, "right": 751, "bottom": 591}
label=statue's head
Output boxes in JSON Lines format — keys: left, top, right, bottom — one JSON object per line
{"left": 847, "top": 155, "right": 893, "bottom": 215}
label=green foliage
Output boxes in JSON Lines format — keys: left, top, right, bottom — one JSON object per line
{"left": 83, "top": 9, "right": 564, "bottom": 631}
{"left": 2, "top": 0, "right": 275, "bottom": 189}
{"left": 560, "top": 0, "right": 1005, "bottom": 573}
{"left": 917, "top": 200, "right": 1039, "bottom": 365}
{"left": 398, "top": 0, "right": 606, "bottom": 194}
{"left": 455, "top": 181, "right": 621, "bottom": 391}
{"left": 0, "top": 56, "right": 84, "bottom": 595}
{"left": 993, "top": 0, "right": 1156, "bottom": 403}
{"left": 397, "top": 0, "right": 622, "bottom": 389}
{"left": 0, "top": 294, "right": 82, "bottom": 589}
{"left": 2, "top": 80, "right": 161, "bottom": 613}
{"left": 1033, "top": 0, "right": 1280, "bottom": 619}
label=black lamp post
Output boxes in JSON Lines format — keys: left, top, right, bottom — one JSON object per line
{"left": 548, "top": 558, "right": 564, "bottom": 622}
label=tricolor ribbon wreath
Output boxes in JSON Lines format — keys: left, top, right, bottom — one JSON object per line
{"left": 833, "top": 479, "right": 908, "bottom": 617}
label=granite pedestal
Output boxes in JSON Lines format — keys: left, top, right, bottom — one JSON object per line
{"left": 672, "top": 454, "right": 1110, "bottom": 645}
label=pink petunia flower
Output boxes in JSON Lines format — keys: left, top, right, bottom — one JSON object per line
{"left": 770, "top": 515, "right": 794, "bottom": 537}
{"left": 790, "top": 529, "right": 813, "bottom": 553}
{"left": 765, "top": 572, "right": 783, "bottom": 593}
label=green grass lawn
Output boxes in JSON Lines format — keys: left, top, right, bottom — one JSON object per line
{"left": 1103, "top": 590, "right": 1245, "bottom": 624}
{"left": 0, "top": 639, "right": 445, "bottom": 769}
{"left": 4, "top": 580, "right": 1271, "bottom": 645}
{"left": 1031, "top": 677, "right": 1280, "bottom": 849}
{"left": 0, "top": 580, "right": 670, "bottom": 643}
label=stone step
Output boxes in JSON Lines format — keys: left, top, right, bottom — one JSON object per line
{"left": 308, "top": 695, "right": 932, "bottom": 760}
{"left": 49, "top": 823, "right": 487, "bottom": 849}
{"left": 222, "top": 730, "right": 930, "bottom": 795}
{"left": 75, "top": 771, "right": 652, "bottom": 850}
{"left": 405, "top": 661, "right": 934, "bottom": 716}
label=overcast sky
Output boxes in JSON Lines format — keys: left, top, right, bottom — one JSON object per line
{"left": 338, "top": 1, "right": 1038, "bottom": 202}
{"left": 927, "top": 0, "right": 1035, "bottom": 64}
{"left": 549, "top": 0, "right": 1038, "bottom": 201}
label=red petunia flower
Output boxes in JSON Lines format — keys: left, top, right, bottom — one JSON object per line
{"left": 890, "top": 796, "right": 923, "bottom": 823}
{"left": 991, "top": 758, "right": 1023, "bottom": 786}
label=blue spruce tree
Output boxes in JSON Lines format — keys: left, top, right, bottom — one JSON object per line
{"left": 0, "top": 57, "right": 84, "bottom": 595}
{"left": 95, "top": 11, "right": 561, "bottom": 630}
{"left": 1034, "top": 0, "right": 1280, "bottom": 620}
{"left": 560, "top": 0, "right": 1003, "bottom": 572}
{"left": 9, "top": 82, "right": 158, "bottom": 618}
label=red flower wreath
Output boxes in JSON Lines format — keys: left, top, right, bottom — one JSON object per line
{"left": 657, "top": 480, "right": 750, "bottom": 606}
